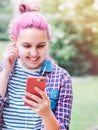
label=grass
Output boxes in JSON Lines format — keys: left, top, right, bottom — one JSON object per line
{"left": 70, "top": 76, "right": 98, "bottom": 130}
{"left": 0, "top": 41, "right": 98, "bottom": 130}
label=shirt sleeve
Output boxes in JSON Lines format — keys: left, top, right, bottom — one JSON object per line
{"left": 41, "top": 72, "right": 73, "bottom": 130}
{"left": 55, "top": 73, "right": 73, "bottom": 130}
{"left": 0, "top": 63, "right": 4, "bottom": 115}
{"left": 0, "top": 95, "right": 6, "bottom": 113}
{"left": 0, "top": 63, "right": 5, "bottom": 127}
{"left": 0, "top": 95, "right": 7, "bottom": 128}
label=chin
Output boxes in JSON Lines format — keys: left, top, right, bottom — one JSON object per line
{"left": 27, "top": 64, "right": 42, "bottom": 70}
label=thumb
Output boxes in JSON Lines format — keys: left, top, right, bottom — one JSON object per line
{"left": 11, "top": 42, "right": 16, "bottom": 47}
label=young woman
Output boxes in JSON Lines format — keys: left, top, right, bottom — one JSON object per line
{"left": 0, "top": 3, "right": 73, "bottom": 130}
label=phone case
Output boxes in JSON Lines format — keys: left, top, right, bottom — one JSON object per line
{"left": 24, "top": 76, "right": 46, "bottom": 106}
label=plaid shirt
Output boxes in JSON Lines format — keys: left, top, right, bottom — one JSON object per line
{"left": 0, "top": 59, "right": 73, "bottom": 130}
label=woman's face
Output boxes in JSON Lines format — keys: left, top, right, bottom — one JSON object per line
{"left": 16, "top": 28, "right": 49, "bottom": 70}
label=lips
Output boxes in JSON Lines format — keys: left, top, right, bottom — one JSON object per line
{"left": 28, "top": 57, "right": 39, "bottom": 63}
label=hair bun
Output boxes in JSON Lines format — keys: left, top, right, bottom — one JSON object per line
{"left": 19, "top": 3, "right": 40, "bottom": 14}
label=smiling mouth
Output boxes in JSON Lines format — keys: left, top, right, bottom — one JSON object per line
{"left": 28, "top": 57, "right": 39, "bottom": 62}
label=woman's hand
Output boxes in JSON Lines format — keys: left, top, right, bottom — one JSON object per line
{"left": 24, "top": 87, "right": 51, "bottom": 118}
{"left": 24, "top": 87, "right": 60, "bottom": 130}
{"left": 2, "top": 42, "right": 18, "bottom": 74}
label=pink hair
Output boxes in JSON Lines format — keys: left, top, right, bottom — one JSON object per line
{"left": 8, "top": 3, "right": 51, "bottom": 41}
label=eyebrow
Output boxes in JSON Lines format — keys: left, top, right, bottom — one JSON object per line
{"left": 22, "top": 41, "right": 47, "bottom": 45}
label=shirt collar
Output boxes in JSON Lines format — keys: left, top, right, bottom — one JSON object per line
{"left": 40, "top": 59, "right": 53, "bottom": 73}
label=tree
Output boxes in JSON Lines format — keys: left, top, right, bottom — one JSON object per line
{"left": 0, "top": 0, "right": 13, "bottom": 41}
{"left": 41, "top": 0, "right": 98, "bottom": 75}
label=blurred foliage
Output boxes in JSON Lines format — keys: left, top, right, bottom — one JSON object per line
{"left": 0, "top": 0, "right": 13, "bottom": 41}
{"left": 0, "top": 0, "right": 98, "bottom": 75}
{"left": 41, "top": 0, "right": 98, "bottom": 76}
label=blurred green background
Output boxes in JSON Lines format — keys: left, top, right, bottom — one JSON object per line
{"left": 0, "top": 0, "right": 98, "bottom": 130}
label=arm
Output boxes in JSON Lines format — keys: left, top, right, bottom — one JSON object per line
{"left": 24, "top": 70, "right": 73, "bottom": 130}
{"left": 42, "top": 109, "right": 59, "bottom": 130}
{"left": 0, "top": 65, "right": 9, "bottom": 128}
{"left": 0, "top": 64, "right": 9, "bottom": 122}
{"left": 0, "top": 95, "right": 5, "bottom": 128}
{"left": 39, "top": 73, "right": 73, "bottom": 130}
{"left": 24, "top": 89, "right": 60, "bottom": 130}
{"left": 0, "top": 42, "right": 18, "bottom": 113}
{"left": 0, "top": 43, "right": 18, "bottom": 97}
{"left": 56, "top": 74, "right": 73, "bottom": 130}
{"left": 0, "top": 69, "right": 10, "bottom": 97}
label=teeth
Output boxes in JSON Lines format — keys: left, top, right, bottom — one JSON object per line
{"left": 30, "top": 58, "right": 37, "bottom": 61}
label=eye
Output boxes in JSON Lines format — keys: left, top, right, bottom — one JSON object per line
{"left": 37, "top": 45, "right": 46, "bottom": 49}
{"left": 23, "top": 44, "right": 31, "bottom": 48}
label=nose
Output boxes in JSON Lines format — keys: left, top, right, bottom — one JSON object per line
{"left": 30, "top": 48, "right": 38, "bottom": 57}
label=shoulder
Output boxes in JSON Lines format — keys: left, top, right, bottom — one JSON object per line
{"left": 52, "top": 63, "right": 71, "bottom": 78}
{"left": 52, "top": 63, "right": 72, "bottom": 85}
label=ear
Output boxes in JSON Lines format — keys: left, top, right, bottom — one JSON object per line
{"left": 10, "top": 35, "right": 16, "bottom": 42}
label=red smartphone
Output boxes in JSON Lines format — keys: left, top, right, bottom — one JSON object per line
{"left": 24, "top": 76, "right": 46, "bottom": 106}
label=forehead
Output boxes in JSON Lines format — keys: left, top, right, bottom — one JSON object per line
{"left": 17, "top": 28, "right": 49, "bottom": 43}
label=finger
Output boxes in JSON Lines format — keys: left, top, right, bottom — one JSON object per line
{"left": 5, "top": 46, "right": 18, "bottom": 54}
{"left": 23, "top": 96, "right": 39, "bottom": 108}
{"left": 10, "top": 42, "right": 16, "bottom": 46}
{"left": 6, "top": 42, "right": 16, "bottom": 47}
{"left": 26, "top": 92, "right": 42, "bottom": 103}
{"left": 5, "top": 47, "right": 18, "bottom": 53}
{"left": 3, "top": 48, "right": 18, "bottom": 59}
{"left": 34, "top": 87, "right": 47, "bottom": 100}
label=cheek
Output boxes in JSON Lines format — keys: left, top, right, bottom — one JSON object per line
{"left": 43, "top": 45, "right": 49, "bottom": 53}
{"left": 40, "top": 48, "right": 48, "bottom": 56}
{"left": 17, "top": 45, "right": 27, "bottom": 54}
{"left": 18, "top": 47, "right": 27, "bottom": 57}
